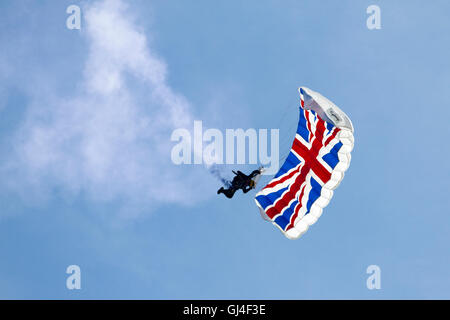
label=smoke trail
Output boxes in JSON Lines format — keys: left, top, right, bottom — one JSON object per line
{"left": 208, "top": 164, "right": 231, "bottom": 188}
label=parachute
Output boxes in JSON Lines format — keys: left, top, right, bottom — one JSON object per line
{"left": 255, "top": 87, "right": 354, "bottom": 239}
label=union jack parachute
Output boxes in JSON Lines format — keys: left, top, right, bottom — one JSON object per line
{"left": 255, "top": 87, "right": 354, "bottom": 239}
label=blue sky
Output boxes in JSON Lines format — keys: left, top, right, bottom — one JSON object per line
{"left": 0, "top": 0, "right": 449, "bottom": 299}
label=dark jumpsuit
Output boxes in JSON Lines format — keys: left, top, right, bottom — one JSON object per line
{"left": 217, "top": 170, "right": 261, "bottom": 199}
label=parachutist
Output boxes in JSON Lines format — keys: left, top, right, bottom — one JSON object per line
{"left": 217, "top": 169, "right": 261, "bottom": 199}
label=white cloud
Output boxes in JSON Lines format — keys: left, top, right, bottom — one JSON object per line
{"left": 2, "top": 0, "right": 213, "bottom": 216}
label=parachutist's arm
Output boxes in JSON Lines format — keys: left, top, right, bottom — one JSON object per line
{"left": 249, "top": 170, "right": 261, "bottom": 178}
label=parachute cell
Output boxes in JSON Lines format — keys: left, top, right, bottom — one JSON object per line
{"left": 255, "top": 87, "right": 354, "bottom": 239}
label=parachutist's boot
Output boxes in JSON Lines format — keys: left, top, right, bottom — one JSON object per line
{"left": 217, "top": 187, "right": 224, "bottom": 195}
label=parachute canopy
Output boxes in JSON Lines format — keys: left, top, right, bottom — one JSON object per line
{"left": 255, "top": 87, "right": 354, "bottom": 239}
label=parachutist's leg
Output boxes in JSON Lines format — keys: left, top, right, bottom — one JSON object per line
{"left": 222, "top": 187, "right": 237, "bottom": 199}
{"left": 242, "top": 186, "right": 251, "bottom": 193}
{"left": 217, "top": 187, "right": 225, "bottom": 195}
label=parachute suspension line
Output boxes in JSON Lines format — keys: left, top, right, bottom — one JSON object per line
{"left": 279, "top": 119, "right": 297, "bottom": 147}
{"left": 274, "top": 93, "right": 299, "bottom": 131}
{"left": 279, "top": 154, "right": 289, "bottom": 166}
{"left": 278, "top": 123, "right": 296, "bottom": 163}
{"left": 273, "top": 93, "right": 300, "bottom": 169}
{"left": 277, "top": 108, "right": 299, "bottom": 166}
